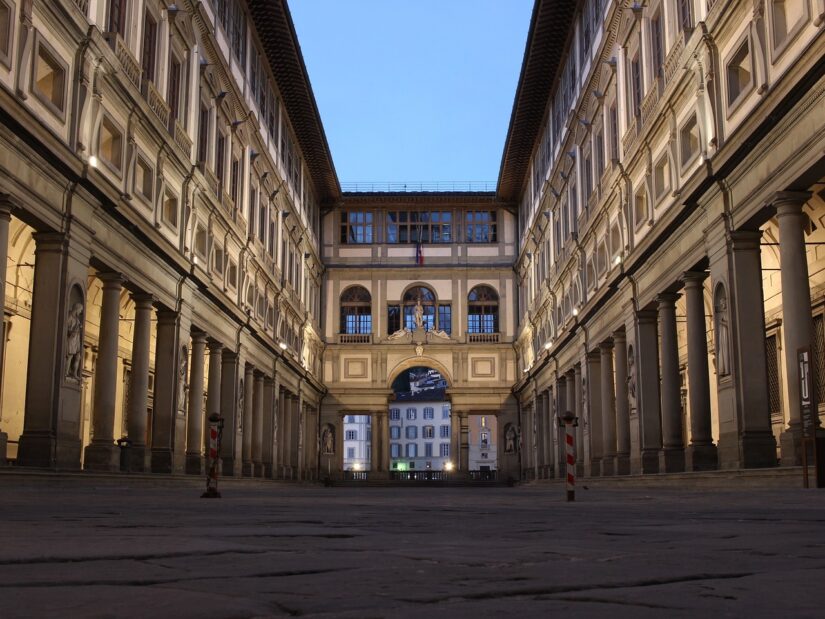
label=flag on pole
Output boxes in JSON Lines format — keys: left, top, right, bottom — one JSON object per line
{"left": 415, "top": 239, "right": 424, "bottom": 265}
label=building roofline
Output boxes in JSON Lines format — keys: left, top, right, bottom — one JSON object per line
{"left": 496, "top": 0, "right": 579, "bottom": 204}
{"left": 247, "top": 0, "right": 342, "bottom": 204}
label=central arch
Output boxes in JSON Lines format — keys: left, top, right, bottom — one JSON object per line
{"left": 386, "top": 356, "right": 453, "bottom": 390}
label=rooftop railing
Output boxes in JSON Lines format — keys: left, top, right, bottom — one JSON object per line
{"left": 341, "top": 181, "right": 497, "bottom": 193}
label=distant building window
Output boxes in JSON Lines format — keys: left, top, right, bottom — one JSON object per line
{"left": 386, "top": 210, "right": 453, "bottom": 243}
{"left": 425, "top": 443, "right": 433, "bottom": 457}
{"left": 406, "top": 408, "right": 416, "bottom": 420}
{"left": 402, "top": 286, "right": 437, "bottom": 331}
{"left": 108, "top": 0, "right": 129, "bottom": 38}
{"left": 634, "top": 188, "right": 647, "bottom": 230}
{"left": 438, "top": 304, "right": 452, "bottom": 335}
{"left": 440, "top": 424, "right": 450, "bottom": 438}
{"left": 440, "top": 443, "right": 450, "bottom": 457}
{"left": 608, "top": 104, "right": 619, "bottom": 161}
{"left": 227, "top": 258, "right": 238, "bottom": 289}
{"left": 629, "top": 51, "right": 642, "bottom": 118}
{"left": 134, "top": 155, "right": 154, "bottom": 203}
{"left": 680, "top": 114, "right": 700, "bottom": 169}
{"left": 468, "top": 286, "right": 499, "bottom": 334}
{"left": 340, "top": 286, "right": 372, "bottom": 334}
{"left": 162, "top": 190, "right": 179, "bottom": 229}
{"left": 405, "top": 426, "right": 417, "bottom": 439}
{"left": 347, "top": 415, "right": 355, "bottom": 423}
{"left": 194, "top": 225, "right": 207, "bottom": 259}
{"left": 390, "top": 426, "right": 400, "bottom": 440}
{"left": 390, "top": 443, "right": 400, "bottom": 458}
{"left": 99, "top": 115, "right": 124, "bottom": 174}
{"left": 654, "top": 154, "right": 670, "bottom": 201}
{"left": 677, "top": 0, "right": 693, "bottom": 34}
{"left": 423, "top": 407, "right": 434, "bottom": 420}
{"left": 481, "top": 432, "right": 489, "bottom": 447}
{"left": 0, "top": 1, "right": 14, "bottom": 66}
{"left": 345, "top": 430, "right": 357, "bottom": 441}
{"left": 141, "top": 9, "right": 158, "bottom": 83}
{"left": 406, "top": 443, "right": 417, "bottom": 458}
{"left": 390, "top": 408, "right": 400, "bottom": 420}
{"left": 387, "top": 304, "right": 401, "bottom": 335}
{"left": 442, "top": 406, "right": 450, "bottom": 419}
{"left": 340, "top": 210, "right": 373, "bottom": 244}
{"left": 650, "top": 11, "right": 664, "bottom": 81}
{"left": 465, "top": 211, "right": 497, "bottom": 243}
{"left": 33, "top": 37, "right": 67, "bottom": 117}
{"left": 726, "top": 37, "right": 753, "bottom": 109}
{"left": 346, "top": 447, "right": 355, "bottom": 459}
{"left": 213, "top": 244, "right": 225, "bottom": 277}
{"left": 423, "top": 426, "right": 434, "bottom": 439}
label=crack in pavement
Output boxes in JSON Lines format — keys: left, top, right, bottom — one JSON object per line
{"left": 402, "top": 571, "right": 755, "bottom": 604}
{"left": 0, "top": 548, "right": 268, "bottom": 566}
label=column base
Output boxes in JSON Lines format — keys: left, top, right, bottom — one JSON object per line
{"left": 640, "top": 449, "right": 660, "bottom": 474}
{"left": 601, "top": 456, "right": 616, "bottom": 476}
{"left": 686, "top": 443, "right": 718, "bottom": 471}
{"left": 83, "top": 442, "right": 120, "bottom": 472}
{"left": 742, "top": 431, "right": 779, "bottom": 468}
{"left": 185, "top": 454, "right": 204, "bottom": 475}
{"left": 263, "top": 463, "right": 274, "bottom": 478}
{"left": 615, "top": 454, "right": 630, "bottom": 475}
{"left": 17, "top": 431, "right": 82, "bottom": 470}
{"left": 242, "top": 461, "right": 254, "bottom": 477}
{"left": 587, "top": 458, "right": 601, "bottom": 477}
{"left": 126, "top": 446, "right": 149, "bottom": 473}
{"left": 220, "top": 457, "right": 237, "bottom": 476}
{"left": 780, "top": 426, "right": 804, "bottom": 466}
{"left": 575, "top": 462, "right": 585, "bottom": 479}
{"left": 150, "top": 448, "right": 174, "bottom": 474}
{"left": 254, "top": 463, "right": 265, "bottom": 478}
{"left": 660, "top": 448, "right": 685, "bottom": 473}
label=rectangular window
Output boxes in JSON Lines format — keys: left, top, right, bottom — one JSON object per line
{"left": 141, "top": 11, "right": 157, "bottom": 83}
{"left": 108, "top": 0, "right": 128, "bottom": 37}
{"left": 197, "top": 104, "right": 209, "bottom": 164}
{"left": 215, "top": 132, "right": 226, "bottom": 191}
{"left": 423, "top": 426, "right": 434, "bottom": 439}
{"left": 766, "top": 333, "right": 782, "bottom": 416}
{"left": 162, "top": 190, "right": 179, "bottom": 229}
{"left": 439, "top": 443, "right": 450, "bottom": 457}
{"left": 390, "top": 408, "right": 400, "bottom": 420}
{"left": 425, "top": 443, "right": 433, "bottom": 457}
{"left": 442, "top": 406, "right": 450, "bottom": 419}
{"left": 387, "top": 304, "right": 400, "bottom": 334}
{"left": 33, "top": 38, "right": 67, "bottom": 116}
{"left": 406, "top": 443, "right": 417, "bottom": 458}
{"left": 727, "top": 38, "right": 753, "bottom": 109}
{"left": 345, "top": 430, "right": 357, "bottom": 440}
{"left": 346, "top": 447, "right": 355, "bottom": 459}
{"left": 340, "top": 210, "right": 374, "bottom": 244}
{"left": 465, "top": 211, "right": 497, "bottom": 243}
{"left": 437, "top": 304, "right": 451, "bottom": 335}
{"left": 385, "top": 210, "right": 453, "bottom": 244}
{"left": 99, "top": 115, "right": 124, "bottom": 173}
{"left": 680, "top": 114, "right": 700, "bottom": 168}
{"left": 609, "top": 104, "right": 619, "bottom": 161}
{"left": 594, "top": 131, "right": 604, "bottom": 179}
{"left": 168, "top": 53, "right": 182, "bottom": 121}
{"left": 772, "top": 0, "right": 807, "bottom": 51}
{"left": 651, "top": 12, "right": 664, "bottom": 82}
{"left": 134, "top": 155, "right": 153, "bottom": 203}
{"left": 677, "top": 0, "right": 693, "bottom": 34}
{"left": 439, "top": 424, "right": 450, "bottom": 438}
{"left": 194, "top": 225, "right": 207, "bottom": 259}
{"left": 230, "top": 157, "right": 240, "bottom": 205}
{"left": 0, "top": 1, "right": 13, "bottom": 66}
{"left": 390, "top": 443, "right": 400, "bottom": 458}
{"left": 654, "top": 154, "right": 670, "bottom": 200}
{"left": 213, "top": 244, "right": 224, "bottom": 276}
{"left": 630, "top": 52, "right": 642, "bottom": 118}
{"left": 405, "top": 426, "right": 417, "bottom": 439}
{"left": 227, "top": 259, "right": 237, "bottom": 289}
{"left": 390, "top": 426, "right": 400, "bottom": 439}
{"left": 423, "top": 407, "right": 434, "bottom": 420}
{"left": 406, "top": 408, "right": 416, "bottom": 420}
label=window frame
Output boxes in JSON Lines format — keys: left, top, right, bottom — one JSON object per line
{"left": 0, "top": 0, "right": 16, "bottom": 69}
{"left": 31, "top": 33, "right": 68, "bottom": 121}
{"left": 725, "top": 32, "right": 755, "bottom": 115}
{"left": 97, "top": 112, "right": 125, "bottom": 176}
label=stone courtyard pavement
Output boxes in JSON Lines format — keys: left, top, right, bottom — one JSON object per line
{"left": 0, "top": 475, "right": 823, "bottom": 618}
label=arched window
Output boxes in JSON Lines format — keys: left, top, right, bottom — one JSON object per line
{"left": 340, "top": 286, "right": 372, "bottom": 334}
{"left": 402, "top": 285, "right": 436, "bottom": 330}
{"left": 468, "top": 286, "right": 499, "bottom": 334}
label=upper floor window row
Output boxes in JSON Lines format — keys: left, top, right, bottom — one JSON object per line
{"left": 340, "top": 210, "right": 497, "bottom": 245}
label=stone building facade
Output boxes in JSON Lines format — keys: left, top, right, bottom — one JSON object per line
{"left": 0, "top": 0, "right": 823, "bottom": 482}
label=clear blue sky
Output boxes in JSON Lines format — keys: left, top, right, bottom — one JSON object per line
{"left": 288, "top": 0, "right": 534, "bottom": 185}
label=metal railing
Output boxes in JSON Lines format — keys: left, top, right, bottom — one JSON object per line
{"left": 341, "top": 181, "right": 496, "bottom": 193}
{"left": 467, "top": 332, "right": 500, "bottom": 344}
{"left": 343, "top": 470, "right": 369, "bottom": 481}
{"left": 338, "top": 333, "right": 372, "bottom": 344}
{"left": 390, "top": 470, "right": 450, "bottom": 481}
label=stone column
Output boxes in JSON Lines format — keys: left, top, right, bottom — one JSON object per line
{"left": 204, "top": 340, "right": 223, "bottom": 456}
{"left": 0, "top": 199, "right": 12, "bottom": 389}
{"left": 585, "top": 351, "right": 603, "bottom": 476}
{"left": 555, "top": 376, "right": 567, "bottom": 478}
{"left": 658, "top": 293, "right": 685, "bottom": 472}
{"left": 719, "top": 231, "right": 776, "bottom": 468}
{"left": 600, "top": 340, "right": 617, "bottom": 476}
{"left": 775, "top": 193, "right": 817, "bottom": 464}
{"left": 613, "top": 331, "right": 631, "bottom": 474}
{"left": 18, "top": 232, "right": 90, "bottom": 469}
{"left": 296, "top": 387, "right": 305, "bottom": 479}
{"left": 282, "top": 393, "right": 294, "bottom": 478}
{"left": 252, "top": 372, "right": 265, "bottom": 476}
{"left": 241, "top": 365, "right": 255, "bottom": 476}
{"left": 635, "top": 309, "right": 662, "bottom": 473}
{"left": 262, "top": 375, "right": 276, "bottom": 477}
{"left": 126, "top": 294, "right": 154, "bottom": 472}
{"left": 451, "top": 411, "right": 461, "bottom": 468}
{"left": 185, "top": 331, "right": 207, "bottom": 475}
{"left": 459, "top": 411, "right": 470, "bottom": 473}
{"left": 277, "top": 387, "right": 286, "bottom": 478}
{"left": 682, "top": 272, "right": 717, "bottom": 470}
{"left": 572, "top": 366, "right": 584, "bottom": 477}
{"left": 370, "top": 411, "right": 381, "bottom": 474}
{"left": 219, "top": 350, "right": 241, "bottom": 476}
{"left": 151, "top": 310, "right": 180, "bottom": 474}
{"left": 84, "top": 273, "right": 124, "bottom": 471}
{"left": 544, "top": 388, "right": 554, "bottom": 477}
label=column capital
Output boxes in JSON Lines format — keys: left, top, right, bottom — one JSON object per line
{"left": 97, "top": 272, "right": 125, "bottom": 287}
{"left": 190, "top": 330, "right": 208, "bottom": 344}
{"left": 599, "top": 339, "right": 614, "bottom": 352}
{"left": 156, "top": 309, "right": 179, "bottom": 325}
{"left": 636, "top": 308, "right": 658, "bottom": 323}
{"left": 244, "top": 364, "right": 255, "bottom": 377}
{"left": 612, "top": 330, "right": 627, "bottom": 344}
{"left": 773, "top": 191, "right": 812, "bottom": 214}
{"left": 681, "top": 270, "right": 708, "bottom": 287}
{"left": 728, "top": 229, "right": 762, "bottom": 251}
{"left": 207, "top": 338, "right": 224, "bottom": 351}
{"left": 32, "top": 231, "right": 67, "bottom": 253}
{"left": 0, "top": 193, "right": 16, "bottom": 219}
{"left": 130, "top": 292, "right": 156, "bottom": 309}
{"left": 656, "top": 292, "right": 680, "bottom": 308}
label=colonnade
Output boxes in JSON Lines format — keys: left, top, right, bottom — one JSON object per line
{"left": 520, "top": 193, "right": 823, "bottom": 478}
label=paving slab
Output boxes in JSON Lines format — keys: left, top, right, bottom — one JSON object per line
{"left": 0, "top": 476, "right": 823, "bottom": 617}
